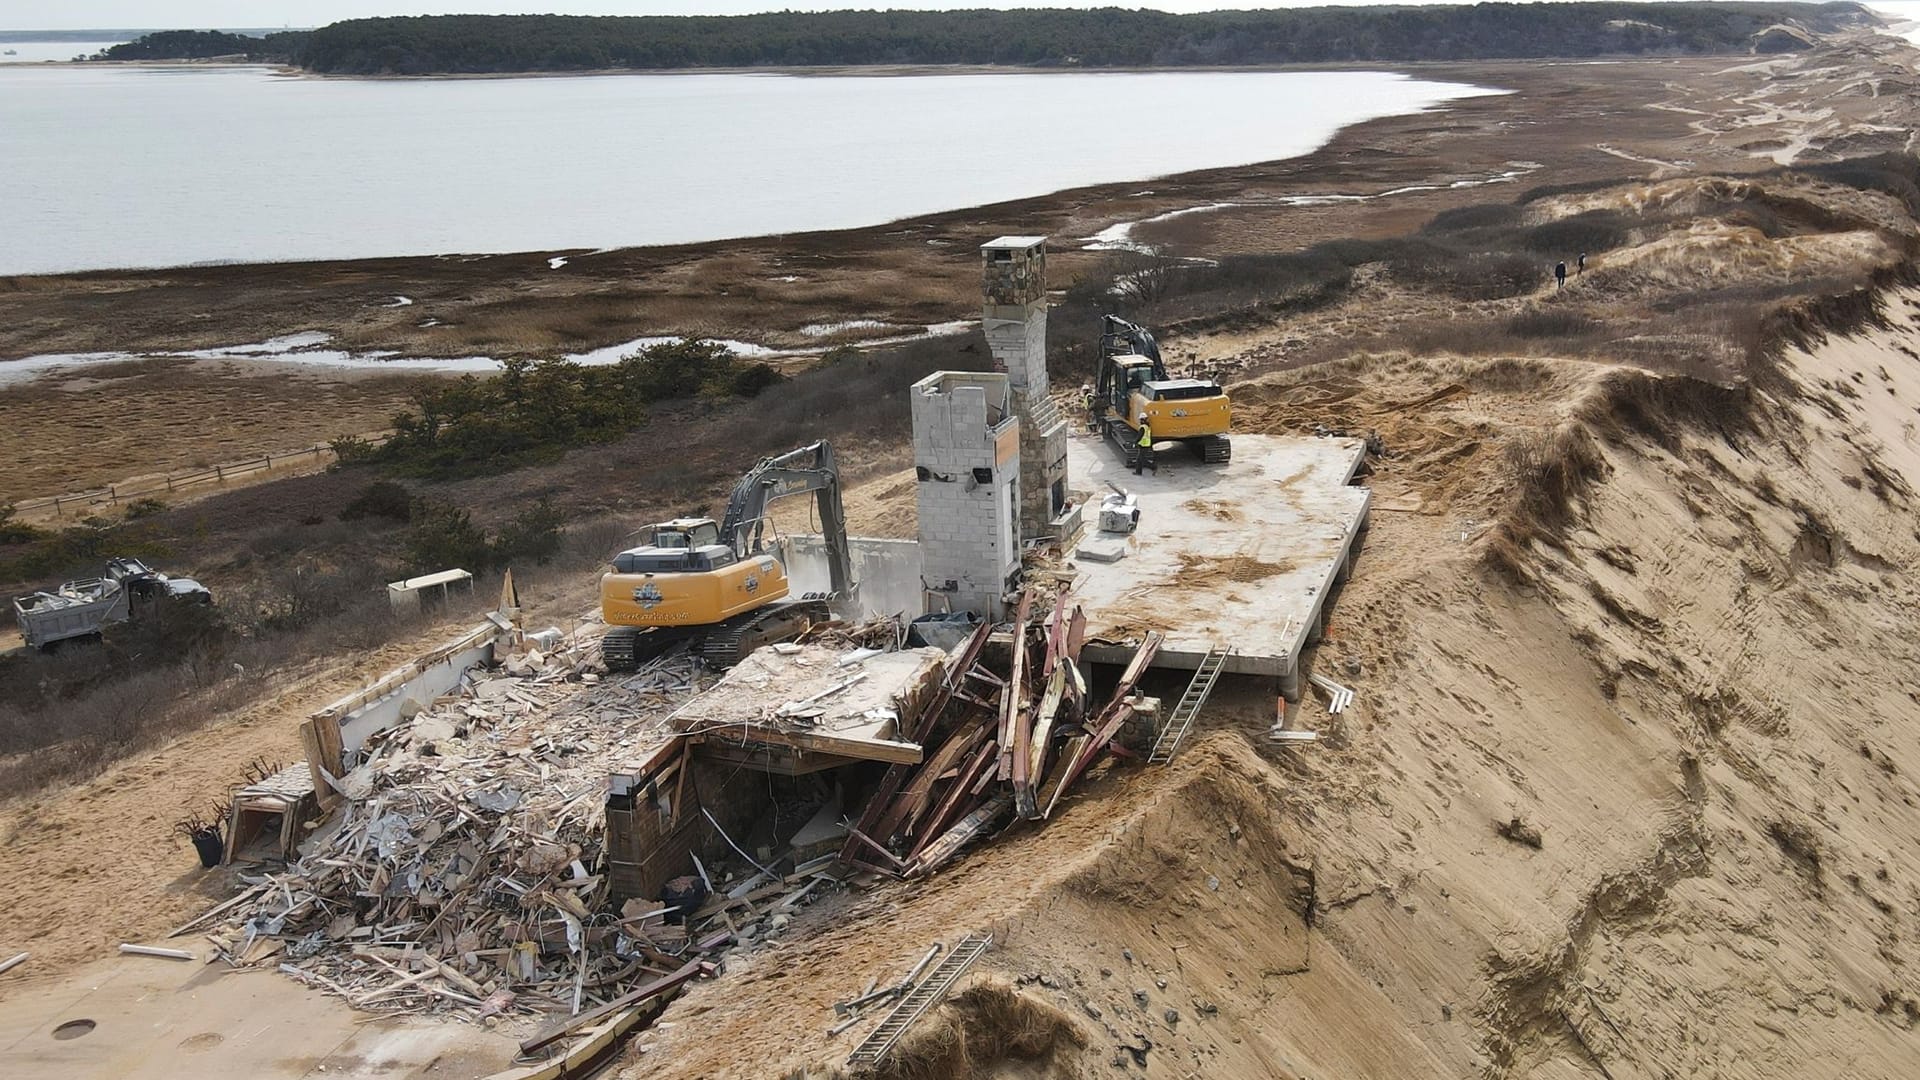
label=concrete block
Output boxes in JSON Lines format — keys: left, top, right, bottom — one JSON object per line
{"left": 1076, "top": 536, "right": 1129, "bottom": 563}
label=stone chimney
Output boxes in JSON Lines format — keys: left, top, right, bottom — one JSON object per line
{"left": 980, "top": 236, "right": 1069, "bottom": 541}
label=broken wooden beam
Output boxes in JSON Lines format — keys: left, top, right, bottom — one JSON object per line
{"left": 834, "top": 618, "right": 993, "bottom": 869}
{"left": 519, "top": 959, "right": 714, "bottom": 1055}
{"left": 906, "top": 794, "right": 1013, "bottom": 878}
{"left": 907, "top": 739, "right": 1000, "bottom": 862}
{"left": 997, "top": 590, "right": 1033, "bottom": 783}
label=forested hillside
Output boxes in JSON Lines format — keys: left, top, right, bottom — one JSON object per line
{"left": 103, "top": 3, "right": 1873, "bottom": 75}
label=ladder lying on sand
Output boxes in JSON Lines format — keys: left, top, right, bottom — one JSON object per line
{"left": 848, "top": 934, "right": 993, "bottom": 1069}
{"left": 1147, "top": 644, "right": 1231, "bottom": 765}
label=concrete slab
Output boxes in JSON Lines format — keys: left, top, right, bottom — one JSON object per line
{"left": 676, "top": 644, "right": 945, "bottom": 765}
{"left": 1076, "top": 535, "right": 1130, "bottom": 563}
{"left": 1066, "top": 430, "right": 1370, "bottom": 681}
{"left": 0, "top": 948, "right": 515, "bottom": 1079}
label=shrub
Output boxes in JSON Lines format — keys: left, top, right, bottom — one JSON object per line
{"left": 0, "top": 505, "right": 39, "bottom": 545}
{"left": 340, "top": 480, "right": 414, "bottom": 523}
{"left": 1424, "top": 204, "right": 1523, "bottom": 232}
{"left": 1506, "top": 310, "right": 1601, "bottom": 338}
{"left": 1523, "top": 210, "right": 1632, "bottom": 255}
{"left": 726, "top": 362, "right": 785, "bottom": 398}
{"left": 492, "top": 498, "right": 566, "bottom": 565}
{"left": 405, "top": 499, "right": 492, "bottom": 573}
{"left": 123, "top": 497, "right": 168, "bottom": 520}
{"left": 1789, "top": 152, "right": 1920, "bottom": 217}
{"left": 1517, "top": 175, "right": 1636, "bottom": 204}
{"left": 329, "top": 433, "right": 379, "bottom": 465}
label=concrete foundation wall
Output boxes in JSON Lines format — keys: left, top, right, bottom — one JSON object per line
{"left": 338, "top": 638, "right": 495, "bottom": 754}
{"left": 780, "top": 535, "right": 925, "bottom": 620}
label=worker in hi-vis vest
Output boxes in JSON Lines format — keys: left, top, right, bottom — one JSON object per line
{"left": 1133, "top": 417, "right": 1156, "bottom": 475}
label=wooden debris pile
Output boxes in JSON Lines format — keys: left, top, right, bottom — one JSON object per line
{"left": 201, "top": 643, "right": 708, "bottom": 1021}
{"left": 839, "top": 586, "right": 1162, "bottom": 878}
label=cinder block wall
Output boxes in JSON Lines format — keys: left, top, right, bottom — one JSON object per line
{"left": 911, "top": 372, "right": 1021, "bottom": 619}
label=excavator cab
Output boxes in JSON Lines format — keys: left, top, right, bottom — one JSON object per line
{"left": 1103, "top": 355, "right": 1156, "bottom": 413}
{"left": 645, "top": 518, "right": 722, "bottom": 551}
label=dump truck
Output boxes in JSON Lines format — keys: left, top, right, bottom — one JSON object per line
{"left": 12, "top": 557, "right": 212, "bottom": 652}
{"left": 1092, "top": 314, "right": 1232, "bottom": 465}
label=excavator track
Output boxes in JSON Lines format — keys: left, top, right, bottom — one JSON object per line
{"left": 600, "top": 625, "right": 695, "bottom": 672}
{"left": 699, "top": 598, "right": 832, "bottom": 670}
{"left": 1197, "top": 434, "right": 1232, "bottom": 464}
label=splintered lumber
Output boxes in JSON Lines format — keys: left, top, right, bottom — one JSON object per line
{"left": 213, "top": 642, "right": 702, "bottom": 1021}
{"left": 1103, "top": 631, "right": 1163, "bottom": 714}
{"left": 876, "top": 720, "right": 989, "bottom": 844}
{"left": 1025, "top": 665, "right": 1067, "bottom": 817}
{"left": 1043, "top": 632, "right": 1163, "bottom": 816}
{"left": 482, "top": 1000, "right": 665, "bottom": 1080}
{"left": 167, "top": 882, "right": 267, "bottom": 938}
{"left": 998, "top": 591, "right": 1033, "bottom": 780}
{"left": 1066, "top": 606, "right": 1087, "bottom": 664}
{"left": 1003, "top": 591, "right": 1034, "bottom": 811}
{"left": 1035, "top": 734, "right": 1088, "bottom": 819}
{"left": 519, "top": 959, "right": 714, "bottom": 1056}
{"left": 1042, "top": 588, "right": 1070, "bottom": 679}
{"left": 906, "top": 794, "right": 1012, "bottom": 878}
{"left": 837, "top": 619, "right": 993, "bottom": 867}
{"left": 1045, "top": 706, "right": 1132, "bottom": 818}
{"left": 907, "top": 739, "right": 999, "bottom": 862}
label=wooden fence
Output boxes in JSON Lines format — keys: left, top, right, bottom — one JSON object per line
{"left": 12, "top": 432, "right": 393, "bottom": 520}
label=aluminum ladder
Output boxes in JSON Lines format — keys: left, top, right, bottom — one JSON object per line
{"left": 847, "top": 934, "right": 992, "bottom": 1069}
{"left": 1147, "top": 644, "right": 1230, "bottom": 765}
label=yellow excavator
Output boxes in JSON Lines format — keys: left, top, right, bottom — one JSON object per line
{"left": 1092, "top": 315, "right": 1231, "bottom": 465}
{"left": 599, "top": 441, "right": 854, "bottom": 671}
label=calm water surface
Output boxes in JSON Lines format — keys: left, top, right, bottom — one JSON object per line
{"left": 0, "top": 65, "right": 1500, "bottom": 275}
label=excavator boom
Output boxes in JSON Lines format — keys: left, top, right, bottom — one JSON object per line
{"left": 719, "top": 440, "right": 853, "bottom": 605}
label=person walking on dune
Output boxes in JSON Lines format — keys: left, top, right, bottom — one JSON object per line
{"left": 1554, "top": 260, "right": 1568, "bottom": 291}
{"left": 1577, "top": 251, "right": 1587, "bottom": 275}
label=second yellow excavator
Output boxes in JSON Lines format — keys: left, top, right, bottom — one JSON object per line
{"left": 1091, "top": 315, "right": 1232, "bottom": 465}
{"left": 599, "top": 441, "right": 854, "bottom": 671}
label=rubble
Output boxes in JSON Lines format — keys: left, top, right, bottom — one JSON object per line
{"left": 203, "top": 636, "right": 711, "bottom": 1022}
{"left": 839, "top": 585, "right": 1162, "bottom": 879}
{"left": 181, "top": 586, "right": 1162, "bottom": 1071}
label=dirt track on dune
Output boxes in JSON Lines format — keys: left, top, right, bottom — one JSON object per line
{"left": 0, "top": 616, "right": 483, "bottom": 987}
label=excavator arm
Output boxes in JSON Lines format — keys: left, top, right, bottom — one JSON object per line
{"left": 1097, "top": 315, "right": 1168, "bottom": 381}
{"left": 719, "top": 440, "right": 854, "bottom": 609}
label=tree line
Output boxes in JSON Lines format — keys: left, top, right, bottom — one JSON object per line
{"left": 95, "top": 29, "right": 308, "bottom": 63}
{"left": 98, "top": 3, "right": 1870, "bottom": 74}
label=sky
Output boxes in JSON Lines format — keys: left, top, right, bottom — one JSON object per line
{"left": 1, "top": 0, "right": 1907, "bottom": 32}
{"left": 0, "top": 0, "right": 1660, "bottom": 33}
